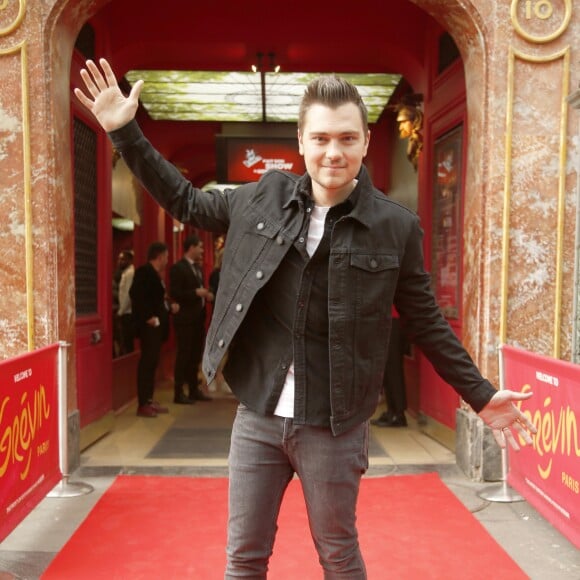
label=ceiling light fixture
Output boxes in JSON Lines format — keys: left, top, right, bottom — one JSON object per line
{"left": 125, "top": 69, "right": 402, "bottom": 123}
{"left": 251, "top": 52, "right": 264, "bottom": 73}
{"left": 268, "top": 52, "right": 281, "bottom": 74}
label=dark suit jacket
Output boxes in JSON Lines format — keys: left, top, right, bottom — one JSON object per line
{"left": 170, "top": 258, "right": 204, "bottom": 326}
{"left": 130, "top": 262, "right": 169, "bottom": 339}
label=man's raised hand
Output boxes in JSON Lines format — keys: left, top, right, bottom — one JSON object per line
{"left": 74, "top": 58, "right": 143, "bottom": 132}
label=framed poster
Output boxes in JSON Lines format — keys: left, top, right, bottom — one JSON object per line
{"left": 432, "top": 124, "right": 463, "bottom": 319}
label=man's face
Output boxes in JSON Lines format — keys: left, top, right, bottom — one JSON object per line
{"left": 191, "top": 242, "right": 204, "bottom": 263}
{"left": 118, "top": 253, "right": 129, "bottom": 270}
{"left": 159, "top": 250, "right": 169, "bottom": 271}
{"left": 298, "top": 102, "right": 369, "bottom": 202}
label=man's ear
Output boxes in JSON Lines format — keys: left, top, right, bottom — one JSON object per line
{"left": 297, "top": 129, "right": 304, "bottom": 155}
{"left": 363, "top": 130, "right": 371, "bottom": 156}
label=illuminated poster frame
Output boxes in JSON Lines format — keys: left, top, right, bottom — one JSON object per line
{"left": 431, "top": 124, "right": 463, "bottom": 319}
{"left": 216, "top": 136, "right": 305, "bottom": 183}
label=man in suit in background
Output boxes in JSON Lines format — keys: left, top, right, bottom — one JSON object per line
{"left": 170, "top": 235, "right": 213, "bottom": 403}
{"left": 372, "top": 312, "right": 408, "bottom": 427}
{"left": 130, "top": 241, "right": 176, "bottom": 417}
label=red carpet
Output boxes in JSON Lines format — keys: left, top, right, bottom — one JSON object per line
{"left": 42, "top": 473, "right": 525, "bottom": 579}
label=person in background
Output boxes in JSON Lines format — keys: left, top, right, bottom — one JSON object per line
{"left": 112, "top": 249, "right": 132, "bottom": 356}
{"left": 170, "top": 235, "right": 213, "bottom": 403}
{"left": 209, "top": 235, "right": 225, "bottom": 298}
{"left": 194, "top": 249, "right": 215, "bottom": 396}
{"left": 372, "top": 310, "right": 408, "bottom": 427}
{"left": 117, "top": 249, "right": 135, "bottom": 355}
{"left": 208, "top": 243, "right": 228, "bottom": 393}
{"left": 76, "top": 59, "right": 537, "bottom": 579}
{"left": 130, "top": 241, "right": 177, "bottom": 417}
{"left": 112, "top": 250, "right": 125, "bottom": 310}
{"left": 209, "top": 245, "right": 223, "bottom": 299}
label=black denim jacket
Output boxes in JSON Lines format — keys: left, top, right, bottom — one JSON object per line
{"left": 110, "top": 120, "right": 496, "bottom": 435}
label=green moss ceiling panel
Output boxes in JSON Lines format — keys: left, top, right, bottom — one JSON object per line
{"left": 125, "top": 70, "right": 402, "bottom": 123}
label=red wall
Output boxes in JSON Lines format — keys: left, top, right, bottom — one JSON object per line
{"left": 415, "top": 27, "right": 467, "bottom": 429}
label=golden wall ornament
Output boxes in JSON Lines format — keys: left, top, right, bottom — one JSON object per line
{"left": 510, "top": 0, "right": 571, "bottom": 44}
{"left": 0, "top": 39, "right": 34, "bottom": 350}
{"left": 0, "top": 0, "right": 26, "bottom": 37}
{"left": 394, "top": 94, "right": 424, "bottom": 171}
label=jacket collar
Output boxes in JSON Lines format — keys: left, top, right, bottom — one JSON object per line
{"left": 345, "top": 166, "right": 374, "bottom": 229}
{"left": 285, "top": 165, "right": 374, "bottom": 228}
{"left": 283, "top": 172, "right": 311, "bottom": 209}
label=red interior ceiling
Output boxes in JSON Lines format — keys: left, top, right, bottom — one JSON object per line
{"left": 89, "top": 0, "right": 434, "bottom": 184}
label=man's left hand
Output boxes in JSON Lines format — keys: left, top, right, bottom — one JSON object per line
{"left": 478, "top": 390, "right": 537, "bottom": 450}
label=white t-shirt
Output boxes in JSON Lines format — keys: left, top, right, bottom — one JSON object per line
{"left": 274, "top": 205, "right": 331, "bottom": 418}
{"left": 117, "top": 265, "right": 135, "bottom": 316}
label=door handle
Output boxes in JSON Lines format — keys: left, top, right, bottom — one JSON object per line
{"left": 91, "top": 329, "right": 102, "bottom": 344}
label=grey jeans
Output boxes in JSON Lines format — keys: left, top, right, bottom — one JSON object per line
{"left": 225, "top": 404, "right": 369, "bottom": 579}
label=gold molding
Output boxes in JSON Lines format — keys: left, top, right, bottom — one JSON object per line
{"left": 0, "top": 0, "right": 26, "bottom": 37}
{"left": 501, "top": 45, "right": 570, "bottom": 358}
{"left": 0, "top": 40, "right": 34, "bottom": 350}
{"left": 510, "top": 0, "right": 571, "bottom": 44}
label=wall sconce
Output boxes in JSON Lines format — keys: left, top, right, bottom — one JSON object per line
{"left": 250, "top": 52, "right": 281, "bottom": 122}
{"left": 394, "top": 93, "right": 423, "bottom": 171}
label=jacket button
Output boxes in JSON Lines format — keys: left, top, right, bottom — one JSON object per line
{"left": 235, "top": 303, "right": 243, "bottom": 312}
{"left": 276, "top": 236, "right": 284, "bottom": 245}
{"left": 257, "top": 222, "right": 265, "bottom": 231}
{"left": 256, "top": 270, "right": 264, "bottom": 280}
{"left": 218, "top": 339, "right": 225, "bottom": 348}
{"left": 370, "top": 259, "right": 378, "bottom": 268}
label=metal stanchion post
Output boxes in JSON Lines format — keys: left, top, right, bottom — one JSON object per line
{"left": 47, "top": 341, "right": 93, "bottom": 498}
{"left": 478, "top": 344, "right": 523, "bottom": 503}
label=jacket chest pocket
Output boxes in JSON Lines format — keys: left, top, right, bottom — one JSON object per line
{"left": 349, "top": 253, "right": 399, "bottom": 317}
{"left": 227, "top": 218, "right": 285, "bottom": 279}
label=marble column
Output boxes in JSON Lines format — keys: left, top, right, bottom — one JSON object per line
{"left": 414, "top": 0, "right": 580, "bottom": 478}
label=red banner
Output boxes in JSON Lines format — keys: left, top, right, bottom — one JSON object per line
{"left": 502, "top": 345, "right": 580, "bottom": 548}
{"left": 0, "top": 344, "right": 61, "bottom": 542}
